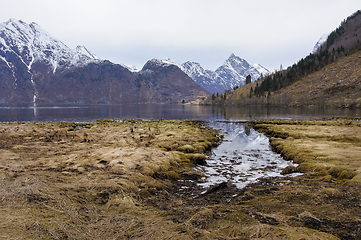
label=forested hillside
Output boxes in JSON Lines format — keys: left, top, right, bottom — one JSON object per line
{"left": 205, "top": 10, "right": 361, "bottom": 108}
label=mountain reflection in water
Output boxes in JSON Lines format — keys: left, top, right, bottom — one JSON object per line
{"left": 195, "top": 122, "right": 302, "bottom": 189}
{"left": 0, "top": 104, "right": 360, "bottom": 122}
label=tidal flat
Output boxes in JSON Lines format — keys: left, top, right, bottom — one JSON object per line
{"left": 0, "top": 119, "right": 360, "bottom": 239}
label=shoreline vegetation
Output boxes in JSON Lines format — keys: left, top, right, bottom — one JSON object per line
{"left": 0, "top": 119, "right": 360, "bottom": 239}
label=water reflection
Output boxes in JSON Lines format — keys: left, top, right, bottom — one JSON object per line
{"left": 195, "top": 122, "right": 301, "bottom": 189}
{"left": 33, "top": 103, "right": 37, "bottom": 118}
{"left": 0, "top": 104, "right": 358, "bottom": 190}
{"left": 211, "top": 106, "right": 360, "bottom": 121}
{"left": 0, "top": 104, "right": 360, "bottom": 122}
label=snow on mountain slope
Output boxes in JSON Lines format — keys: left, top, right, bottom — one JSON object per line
{"left": 142, "top": 58, "right": 181, "bottom": 69}
{"left": 214, "top": 54, "right": 251, "bottom": 87}
{"left": 0, "top": 19, "right": 211, "bottom": 104}
{"left": 181, "top": 61, "right": 213, "bottom": 80}
{"left": 181, "top": 54, "right": 271, "bottom": 94}
{"left": 312, "top": 33, "right": 329, "bottom": 53}
{"left": 253, "top": 63, "right": 270, "bottom": 77}
{"left": 146, "top": 54, "right": 271, "bottom": 94}
{"left": 121, "top": 64, "right": 140, "bottom": 72}
{"left": 0, "top": 18, "right": 101, "bottom": 74}
{"left": 180, "top": 61, "right": 220, "bottom": 93}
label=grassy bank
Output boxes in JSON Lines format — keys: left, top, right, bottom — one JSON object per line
{"left": 0, "top": 120, "right": 220, "bottom": 239}
{"left": 1, "top": 119, "right": 360, "bottom": 239}
{"left": 249, "top": 119, "right": 361, "bottom": 183}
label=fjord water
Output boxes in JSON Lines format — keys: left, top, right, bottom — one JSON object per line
{"left": 0, "top": 103, "right": 360, "bottom": 122}
{"left": 1, "top": 104, "right": 360, "bottom": 189}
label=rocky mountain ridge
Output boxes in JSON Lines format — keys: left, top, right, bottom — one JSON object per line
{"left": 0, "top": 18, "right": 101, "bottom": 74}
{"left": 143, "top": 54, "right": 271, "bottom": 94}
{"left": 0, "top": 19, "right": 208, "bottom": 104}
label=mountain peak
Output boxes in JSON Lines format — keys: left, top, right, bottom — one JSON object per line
{"left": 0, "top": 19, "right": 101, "bottom": 73}
{"left": 180, "top": 54, "right": 270, "bottom": 94}
{"left": 229, "top": 53, "right": 236, "bottom": 59}
{"left": 5, "top": 18, "right": 25, "bottom": 26}
{"left": 220, "top": 54, "right": 250, "bottom": 73}
{"left": 142, "top": 58, "right": 180, "bottom": 71}
{"left": 224, "top": 54, "right": 247, "bottom": 64}
{"left": 227, "top": 53, "right": 246, "bottom": 61}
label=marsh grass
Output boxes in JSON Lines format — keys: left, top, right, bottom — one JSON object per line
{"left": 0, "top": 120, "right": 222, "bottom": 239}
{"left": 251, "top": 119, "right": 361, "bottom": 182}
{"left": 1, "top": 120, "right": 361, "bottom": 239}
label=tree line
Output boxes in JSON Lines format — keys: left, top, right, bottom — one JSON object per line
{"left": 252, "top": 43, "right": 360, "bottom": 98}
{"left": 250, "top": 9, "right": 361, "bottom": 98}
{"left": 207, "top": 9, "right": 361, "bottom": 103}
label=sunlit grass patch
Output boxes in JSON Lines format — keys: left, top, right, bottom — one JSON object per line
{"left": 251, "top": 119, "right": 361, "bottom": 183}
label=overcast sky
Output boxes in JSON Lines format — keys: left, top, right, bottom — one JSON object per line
{"left": 0, "top": 0, "right": 360, "bottom": 71}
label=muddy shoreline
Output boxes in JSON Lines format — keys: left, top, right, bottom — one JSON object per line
{"left": 0, "top": 119, "right": 360, "bottom": 239}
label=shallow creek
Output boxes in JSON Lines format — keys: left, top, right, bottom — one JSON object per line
{"left": 179, "top": 121, "right": 301, "bottom": 194}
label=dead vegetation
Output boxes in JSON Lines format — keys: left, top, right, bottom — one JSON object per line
{"left": 0, "top": 120, "right": 221, "bottom": 239}
{"left": 249, "top": 119, "right": 361, "bottom": 183}
{"left": 1, "top": 119, "right": 361, "bottom": 239}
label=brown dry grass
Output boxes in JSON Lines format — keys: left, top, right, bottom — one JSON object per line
{"left": 271, "top": 50, "right": 361, "bottom": 107}
{"left": 1, "top": 120, "right": 361, "bottom": 239}
{"left": 250, "top": 119, "right": 361, "bottom": 182}
{"left": 0, "top": 120, "right": 220, "bottom": 239}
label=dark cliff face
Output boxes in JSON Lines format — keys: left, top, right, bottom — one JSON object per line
{"left": 0, "top": 59, "right": 209, "bottom": 104}
{"left": 0, "top": 55, "right": 35, "bottom": 104}
{"left": 32, "top": 61, "right": 136, "bottom": 104}
{"left": 138, "top": 60, "right": 210, "bottom": 103}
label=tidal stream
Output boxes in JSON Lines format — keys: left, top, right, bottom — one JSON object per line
{"left": 179, "top": 121, "right": 301, "bottom": 193}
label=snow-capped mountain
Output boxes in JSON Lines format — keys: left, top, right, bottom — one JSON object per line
{"left": 312, "top": 34, "right": 329, "bottom": 53}
{"left": 252, "top": 63, "right": 271, "bottom": 77}
{"left": 120, "top": 64, "right": 140, "bottom": 72}
{"left": 0, "top": 18, "right": 101, "bottom": 75}
{"left": 0, "top": 18, "right": 268, "bottom": 103}
{"left": 214, "top": 54, "right": 269, "bottom": 90}
{"left": 0, "top": 19, "right": 209, "bottom": 104}
{"left": 145, "top": 54, "right": 270, "bottom": 94}
{"left": 141, "top": 58, "right": 181, "bottom": 70}
{"left": 180, "top": 61, "right": 219, "bottom": 93}
{"left": 181, "top": 54, "right": 270, "bottom": 94}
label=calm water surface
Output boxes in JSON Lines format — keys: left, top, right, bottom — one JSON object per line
{"left": 195, "top": 122, "right": 302, "bottom": 190}
{"left": 0, "top": 103, "right": 360, "bottom": 122}
{"left": 1, "top": 104, "right": 360, "bottom": 189}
